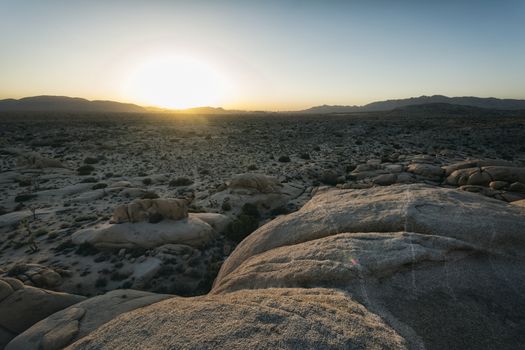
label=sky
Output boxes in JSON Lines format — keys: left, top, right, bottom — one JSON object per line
{"left": 1, "top": 0, "right": 524, "bottom": 110}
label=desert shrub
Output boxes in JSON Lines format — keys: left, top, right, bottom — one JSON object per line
{"left": 84, "top": 157, "right": 99, "bottom": 164}
{"left": 142, "top": 178, "right": 152, "bottom": 185}
{"left": 75, "top": 242, "right": 99, "bottom": 256}
{"left": 299, "top": 153, "right": 310, "bottom": 160}
{"left": 313, "top": 146, "right": 321, "bottom": 151}
{"left": 15, "top": 193, "right": 37, "bottom": 202}
{"left": 80, "top": 177, "right": 97, "bottom": 183}
{"left": 247, "top": 164, "right": 258, "bottom": 171}
{"left": 241, "top": 203, "right": 260, "bottom": 218}
{"left": 271, "top": 206, "right": 289, "bottom": 216}
{"left": 278, "top": 155, "right": 291, "bottom": 162}
{"left": 110, "top": 271, "right": 130, "bottom": 281}
{"left": 221, "top": 201, "right": 232, "bottom": 211}
{"left": 225, "top": 215, "right": 259, "bottom": 243}
{"left": 141, "top": 191, "right": 159, "bottom": 199}
{"left": 77, "top": 165, "right": 95, "bottom": 175}
{"left": 91, "top": 183, "right": 107, "bottom": 190}
{"left": 225, "top": 203, "right": 260, "bottom": 243}
{"left": 169, "top": 177, "right": 193, "bottom": 186}
{"left": 95, "top": 277, "right": 107, "bottom": 288}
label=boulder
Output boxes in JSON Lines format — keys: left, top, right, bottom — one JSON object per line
{"left": 16, "top": 152, "right": 65, "bottom": 169}
{"left": 111, "top": 198, "right": 190, "bottom": 223}
{"left": 373, "top": 173, "right": 397, "bottom": 186}
{"left": 6, "top": 289, "right": 170, "bottom": 350}
{"left": 211, "top": 184, "right": 525, "bottom": 349}
{"left": 228, "top": 173, "right": 283, "bottom": 194}
{"left": 443, "top": 159, "right": 515, "bottom": 176}
{"left": 203, "top": 173, "right": 303, "bottom": 216}
{"left": 215, "top": 184, "right": 525, "bottom": 284}
{"left": 0, "top": 277, "right": 85, "bottom": 348}
{"left": 447, "top": 166, "right": 525, "bottom": 187}
{"left": 72, "top": 213, "right": 218, "bottom": 249}
{"left": 7, "top": 264, "right": 63, "bottom": 289}
{"left": 406, "top": 163, "right": 444, "bottom": 180}
{"left": 66, "top": 288, "right": 407, "bottom": 350}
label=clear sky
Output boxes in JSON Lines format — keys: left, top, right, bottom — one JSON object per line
{"left": 1, "top": 0, "right": 524, "bottom": 110}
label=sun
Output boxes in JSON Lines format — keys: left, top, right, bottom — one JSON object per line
{"left": 123, "top": 54, "right": 232, "bottom": 109}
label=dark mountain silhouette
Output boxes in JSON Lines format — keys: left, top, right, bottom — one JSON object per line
{"left": 0, "top": 96, "right": 146, "bottom": 113}
{"left": 301, "top": 95, "right": 525, "bottom": 113}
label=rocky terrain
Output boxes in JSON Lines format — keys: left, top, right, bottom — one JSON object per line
{"left": 1, "top": 106, "right": 525, "bottom": 349}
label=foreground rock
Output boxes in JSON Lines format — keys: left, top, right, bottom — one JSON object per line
{"left": 215, "top": 184, "right": 525, "bottom": 282}
{"left": 67, "top": 288, "right": 407, "bottom": 350}
{"left": 6, "top": 289, "right": 170, "bottom": 350}
{"left": 0, "top": 277, "right": 85, "bottom": 348}
{"left": 211, "top": 184, "right": 525, "bottom": 349}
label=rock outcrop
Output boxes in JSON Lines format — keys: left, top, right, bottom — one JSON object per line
{"left": 67, "top": 288, "right": 407, "bottom": 350}
{"left": 6, "top": 289, "right": 170, "bottom": 350}
{"left": 202, "top": 173, "right": 303, "bottom": 216}
{"left": 0, "top": 277, "right": 85, "bottom": 348}
{"left": 72, "top": 213, "right": 228, "bottom": 249}
{"left": 111, "top": 198, "right": 191, "bottom": 223}
{"left": 210, "top": 184, "right": 525, "bottom": 349}
{"left": 9, "top": 184, "right": 525, "bottom": 349}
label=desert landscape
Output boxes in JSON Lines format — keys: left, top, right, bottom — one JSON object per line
{"left": 2, "top": 1, "right": 525, "bottom": 349}
{"left": 1, "top": 103, "right": 525, "bottom": 349}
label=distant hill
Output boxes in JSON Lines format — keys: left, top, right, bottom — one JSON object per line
{"left": 0, "top": 96, "right": 147, "bottom": 113}
{"left": 301, "top": 95, "right": 525, "bottom": 113}
{"left": 0, "top": 96, "right": 248, "bottom": 114}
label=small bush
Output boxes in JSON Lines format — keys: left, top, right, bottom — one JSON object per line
{"left": 142, "top": 178, "right": 152, "bottom": 185}
{"left": 278, "top": 155, "right": 291, "bottom": 163}
{"left": 91, "top": 183, "right": 107, "bottom": 190}
{"left": 225, "top": 215, "right": 259, "bottom": 243}
{"left": 15, "top": 193, "right": 37, "bottom": 202}
{"left": 75, "top": 242, "right": 99, "bottom": 256}
{"left": 77, "top": 165, "right": 95, "bottom": 175}
{"left": 169, "top": 177, "right": 193, "bottom": 187}
{"left": 95, "top": 277, "right": 107, "bottom": 288}
{"left": 247, "top": 164, "right": 258, "bottom": 171}
{"left": 299, "top": 153, "right": 310, "bottom": 160}
{"left": 84, "top": 157, "right": 99, "bottom": 164}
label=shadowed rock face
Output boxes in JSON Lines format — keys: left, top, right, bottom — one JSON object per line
{"left": 67, "top": 288, "right": 407, "bottom": 350}
{"left": 0, "top": 277, "right": 85, "bottom": 349}
{"left": 6, "top": 289, "right": 170, "bottom": 350}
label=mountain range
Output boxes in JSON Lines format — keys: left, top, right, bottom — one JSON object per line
{"left": 300, "top": 95, "right": 525, "bottom": 113}
{"left": 1, "top": 94, "right": 525, "bottom": 114}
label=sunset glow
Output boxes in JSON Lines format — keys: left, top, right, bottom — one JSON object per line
{"left": 122, "top": 54, "right": 233, "bottom": 109}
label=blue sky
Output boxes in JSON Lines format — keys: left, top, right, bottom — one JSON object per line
{"left": 1, "top": 0, "right": 524, "bottom": 109}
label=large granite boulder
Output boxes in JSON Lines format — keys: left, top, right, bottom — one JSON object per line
{"left": 202, "top": 173, "right": 303, "bottom": 216}
{"left": 215, "top": 184, "right": 525, "bottom": 283}
{"left": 446, "top": 166, "right": 525, "bottom": 187}
{"left": 442, "top": 159, "right": 515, "bottom": 176}
{"left": 67, "top": 288, "right": 407, "bottom": 350}
{"left": 211, "top": 184, "right": 525, "bottom": 349}
{"left": 0, "top": 277, "right": 85, "bottom": 348}
{"left": 71, "top": 213, "right": 228, "bottom": 249}
{"left": 6, "top": 289, "right": 170, "bottom": 350}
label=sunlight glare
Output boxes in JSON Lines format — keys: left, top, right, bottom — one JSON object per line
{"left": 124, "top": 54, "right": 232, "bottom": 109}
